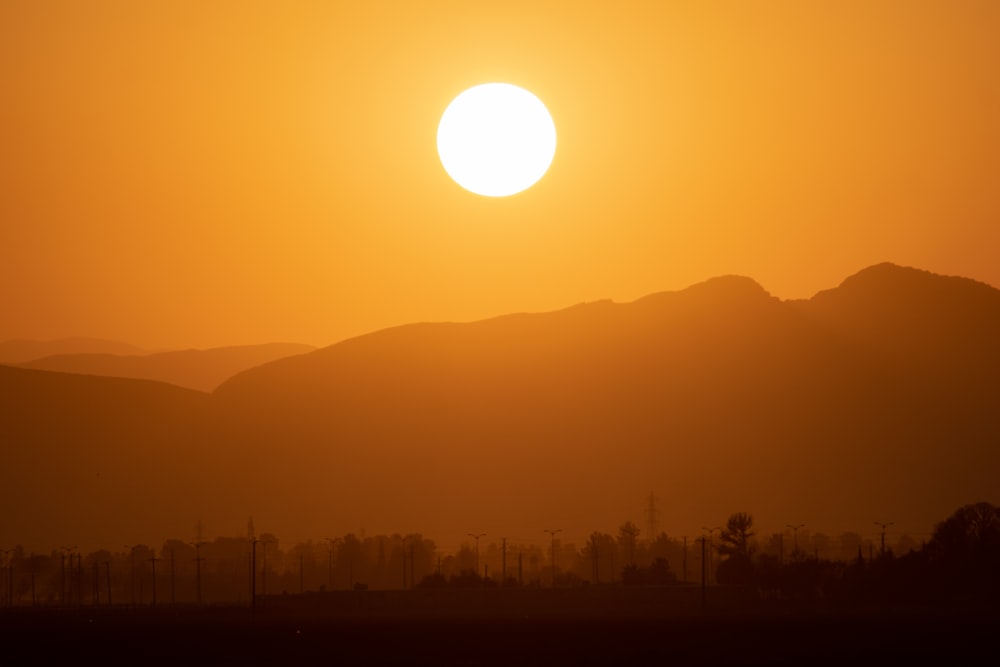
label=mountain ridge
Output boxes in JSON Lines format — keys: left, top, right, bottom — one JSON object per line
{"left": 0, "top": 337, "right": 151, "bottom": 364}
{"left": 18, "top": 341, "right": 316, "bottom": 393}
{"left": 2, "top": 262, "right": 998, "bottom": 553}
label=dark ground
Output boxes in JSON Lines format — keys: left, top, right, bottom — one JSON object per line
{"left": 1, "top": 589, "right": 995, "bottom": 666}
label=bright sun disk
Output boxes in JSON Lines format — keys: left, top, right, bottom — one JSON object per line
{"left": 437, "top": 83, "right": 557, "bottom": 197}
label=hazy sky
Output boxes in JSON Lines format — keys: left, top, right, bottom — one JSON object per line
{"left": 3, "top": 1, "right": 998, "bottom": 350}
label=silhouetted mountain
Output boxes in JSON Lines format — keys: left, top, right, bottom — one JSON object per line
{"left": 796, "top": 262, "right": 1000, "bottom": 372}
{"left": 0, "top": 337, "right": 149, "bottom": 364}
{"left": 19, "top": 342, "right": 317, "bottom": 392}
{"left": 3, "top": 263, "right": 998, "bottom": 552}
{"left": 203, "top": 263, "right": 1000, "bottom": 547}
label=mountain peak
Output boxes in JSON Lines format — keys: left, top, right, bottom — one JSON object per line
{"left": 800, "top": 262, "right": 1000, "bottom": 360}
{"left": 633, "top": 274, "right": 774, "bottom": 310}
{"left": 687, "top": 273, "right": 772, "bottom": 297}
{"left": 812, "top": 262, "right": 1000, "bottom": 306}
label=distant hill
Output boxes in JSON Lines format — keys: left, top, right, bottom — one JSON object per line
{"left": 0, "top": 337, "right": 149, "bottom": 364}
{"left": 2, "top": 263, "right": 998, "bottom": 553}
{"left": 19, "top": 342, "right": 317, "bottom": 392}
{"left": 0, "top": 366, "right": 210, "bottom": 551}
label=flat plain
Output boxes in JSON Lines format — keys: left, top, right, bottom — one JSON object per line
{"left": 1, "top": 589, "right": 995, "bottom": 666}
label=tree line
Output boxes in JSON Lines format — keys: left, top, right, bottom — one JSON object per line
{"left": 1, "top": 502, "right": 996, "bottom": 608}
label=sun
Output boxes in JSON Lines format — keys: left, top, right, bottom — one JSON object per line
{"left": 437, "top": 83, "right": 557, "bottom": 197}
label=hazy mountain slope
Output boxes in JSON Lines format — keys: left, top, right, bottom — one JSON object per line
{"left": 204, "top": 264, "right": 1000, "bottom": 547}
{"left": 19, "top": 342, "right": 317, "bottom": 392}
{"left": 5, "top": 264, "right": 998, "bottom": 553}
{"left": 0, "top": 337, "right": 149, "bottom": 364}
{"left": 0, "top": 366, "right": 211, "bottom": 551}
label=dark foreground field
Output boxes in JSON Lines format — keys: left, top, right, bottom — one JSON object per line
{"left": 1, "top": 589, "right": 996, "bottom": 666}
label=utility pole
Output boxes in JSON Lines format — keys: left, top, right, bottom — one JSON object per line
{"left": 59, "top": 551, "right": 65, "bottom": 605}
{"left": 169, "top": 550, "right": 176, "bottom": 605}
{"left": 248, "top": 518, "right": 255, "bottom": 606}
{"left": 544, "top": 529, "right": 562, "bottom": 587}
{"left": 324, "top": 537, "right": 340, "bottom": 591}
{"left": 700, "top": 535, "right": 706, "bottom": 608}
{"left": 874, "top": 521, "right": 894, "bottom": 557}
{"left": 61, "top": 546, "right": 75, "bottom": 605}
{"left": 329, "top": 540, "right": 335, "bottom": 591}
{"left": 682, "top": 536, "right": 688, "bottom": 583}
{"left": 124, "top": 545, "right": 137, "bottom": 607}
{"left": 104, "top": 562, "right": 112, "bottom": 607}
{"left": 259, "top": 538, "right": 273, "bottom": 596}
{"left": 249, "top": 537, "right": 257, "bottom": 610}
{"left": 148, "top": 550, "right": 159, "bottom": 608}
{"left": 192, "top": 542, "right": 205, "bottom": 605}
{"left": 590, "top": 534, "right": 599, "bottom": 585}
{"left": 501, "top": 538, "right": 507, "bottom": 584}
{"left": 701, "top": 527, "right": 720, "bottom": 584}
{"left": 786, "top": 524, "right": 805, "bottom": 557}
{"left": 1, "top": 550, "right": 9, "bottom": 608}
{"left": 74, "top": 553, "right": 81, "bottom": 606}
{"left": 467, "top": 533, "right": 485, "bottom": 577}
{"left": 192, "top": 520, "right": 206, "bottom": 605}
{"left": 401, "top": 539, "right": 408, "bottom": 590}
{"left": 1, "top": 549, "right": 11, "bottom": 608}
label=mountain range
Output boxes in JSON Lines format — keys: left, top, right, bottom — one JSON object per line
{"left": 2, "top": 262, "right": 998, "bottom": 553}
{"left": 0, "top": 337, "right": 151, "bottom": 364}
{"left": 16, "top": 342, "right": 316, "bottom": 392}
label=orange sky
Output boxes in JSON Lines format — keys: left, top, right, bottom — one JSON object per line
{"left": 2, "top": 1, "right": 998, "bottom": 350}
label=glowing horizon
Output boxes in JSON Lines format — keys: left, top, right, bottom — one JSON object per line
{"left": 2, "top": 2, "right": 998, "bottom": 350}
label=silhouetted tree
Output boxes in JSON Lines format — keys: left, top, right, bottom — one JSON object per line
{"left": 449, "top": 569, "right": 488, "bottom": 589}
{"left": 621, "top": 558, "right": 676, "bottom": 586}
{"left": 925, "top": 501, "right": 1000, "bottom": 602}
{"left": 617, "top": 521, "right": 641, "bottom": 566}
{"left": 620, "top": 564, "right": 643, "bottom": 586}
{"left": 646, "top": 557, "right": 676, "bottom": 585}
{"left": 717, "top": 513, "right": 755, "bottom": 586}
{"left": 718, "top": 513, "right": 755, "bottom": 559}
{"left": 336, "top": 534, "right": 364, "bottom": 590}
{"left": 585, "top": 532, "right": 617, "bottom": 583}
{"left": 928, "top": 502, "right": 1000, "bottom": 562}
{"left": 415, "top": 572, "right": 447, "bottom": 589}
